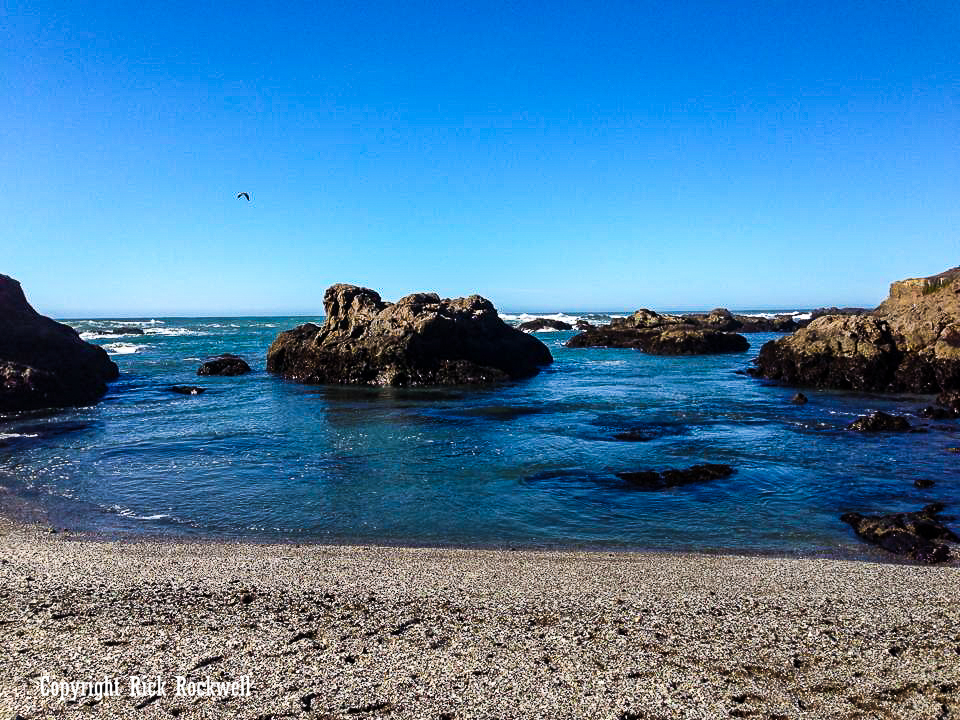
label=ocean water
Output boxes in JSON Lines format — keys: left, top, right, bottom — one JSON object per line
{"left": 0, "top": 313, "right": 957, "bottom": 560}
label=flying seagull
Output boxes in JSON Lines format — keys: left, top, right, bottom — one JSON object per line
{"left": 237, "top": 192, "right": 250, "bottom": 201}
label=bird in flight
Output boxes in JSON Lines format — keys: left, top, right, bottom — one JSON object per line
{"left": 237, "top": 192, "right": 250, "bottom": 201}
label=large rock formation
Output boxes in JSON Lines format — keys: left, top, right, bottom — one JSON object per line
{"left": 0, "top": 274, "right": 118, "bottom": 412}
{"left": 752, "top": 267, "right": 960, "bottom": 393}
{"left": 566, "top": 308, "right": 749, "bottom": 355}
{"left": 266, "top": 284, "right": 553, "bottom": 386}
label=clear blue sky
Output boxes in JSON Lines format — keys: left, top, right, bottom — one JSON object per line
{"left": 3, "top": 1, "right": 958, "bottom": 316}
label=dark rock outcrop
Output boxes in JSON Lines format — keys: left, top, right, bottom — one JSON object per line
{"left": 169, "top": 386, "right": 205, "bottom": 395}
{"left": 938, "top": 390, "right": 960, "bottom": 413}
{"left": 810, "top": 307, "right": 869, "bottom": 321}
{"left": 518, "top": 318, "right": 573, "bottom": 332}
{"left": 841, "top": 503, "right": 957, "bottom": 563}
{"left": 752, "top": 267, "right": 960, "bottom": 394}
{"left": 197, "top": 354, "right": 251, "bottom": 376}
{"left": 566, "top": 308, "right": 748, "bottom": 355}
{"left": 917, "top": 405, "right": 959, "bottom": 420}
{"left": 685, "top": 308, "right": 804, "bottom": 333}
{"left": 0, "top": 274, "right": 118, "bottom": 412}
{"left": 914, "top": 478, "right": 935, "bottom": 489}
{"left": 847, "top": 411, "right": 911, "bottom": 432}
{"left": 791, "top": 392, "right": 808, "bottom": 405}
{"left": 266, "top": 284, "right": 553, "bottom": 387}
{"left": 616, "top": 463, "right": 734, "bottom": 490}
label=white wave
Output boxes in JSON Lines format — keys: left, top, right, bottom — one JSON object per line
{"left": 738, "top": 311, "right": 809, "bottom": 319}
{"left": 0, "top": 432, "right": 39, "bottom": 440}
{"left": 108, "top": 504, "right": 171, "bottom": 521}
{"left": 143, "top": 327, "right": 207, "bottom": 337}
{"left": 182, "top": 357, "right": 201, "bottom": 361}
{"left": 103, "top": 342, "right": 144, "bottom": 355}
{"left": 501, "top": 312, "right": 582, "bottom": 325}
{"left": 80, "top": 330, "right": 145, "bottom": 340}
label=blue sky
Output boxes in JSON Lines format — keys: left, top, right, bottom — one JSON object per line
{"left": 2, "top": 1, "right": 958, "bottom": 316}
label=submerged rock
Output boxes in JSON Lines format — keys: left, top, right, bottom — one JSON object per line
{"left": 266, "top": 284, "right": 553, "bottom": 387}
{"left": 791, "top": 392, "right": 808, "bottom": 405}
{"left": 616, "top": 463, "right": 734, "bottom": 490}
{"left": 752, "top": 267, "right": 960, "bottom": 394}
{"left": 847, "top": 411, "right": 911, "bottom": 432}
{"left": 518, "top": 318, "right": 573, "bottom": 332}
{"left": 0, "top": 274, "right": 118, "bottom": 412}
{"left": 841, "top": 503, "right": 957, "bottom": 563}
{"left": 197, "top": 354, "right": 251, "bottom": 376}
{"left": 169, "top": 385, "right": 205, "bottom": 395}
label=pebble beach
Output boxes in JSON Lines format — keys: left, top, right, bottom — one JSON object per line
{"left": 2, "top": 516, "right": 958, "bottom": 719}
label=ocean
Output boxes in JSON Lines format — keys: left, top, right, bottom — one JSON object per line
{"left": 0, "top": 313, "right": 956, "bottom": 560}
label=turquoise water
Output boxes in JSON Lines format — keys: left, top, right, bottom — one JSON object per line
{"left": 0, "top": 314, "right": 957, "bottom": 560}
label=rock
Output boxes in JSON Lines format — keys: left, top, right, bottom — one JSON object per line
{"left": 917, "top": 405, "right": 959, "bottom": 420}
{"left": 752, "top": 267, "right": 960, "bottom": 394}
{"left": 750, "top": 315, "right": 902, "bottom": 391}
{"left": 616, "top": 463, "right": 734, "bottom": 490}
{"left": 937, "top": 390, "right": 960, "bottom": 413}
{"left": 0, "top": 274, "right": 118, "bottom": 412}
{"left": 266, "top": 284, "right": 553, "bottom": 386}
{"left": 841, "top": 503, "right": 957, "bottom": 563}
{"left": 169, "top": 386, "right": 205, "bottom": 395}
{"left": 847, "top": 411, "right": 911, "bottom": 432}
{"left": 574, "top": 320, "right": 594, "bottom": 331}
{"left": 684, "top": 308, "right": 803, "bottom": 333}
{"left": 517, "top": 318, "right": 573, "bottom": 332}
{"left": 197, "top": 354, "right": 251, "bottom": 376}
{"left": 810, "top": 307, "right": 870, "bottom": 320}
{"left": 567, "top": 322, "right": 748, "bottom": 355}
{"left": 791, "top": 392, "right": 808, "bottom": 405}
{"left": 914, "top": 478, "right": 935, "bottom": 489}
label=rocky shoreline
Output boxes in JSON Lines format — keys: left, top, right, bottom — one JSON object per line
{"left": 751, "top": 267, "right": 960, "bottom": 394}
{"left": 1, "top": 516, "right": 959, "bottom": 720}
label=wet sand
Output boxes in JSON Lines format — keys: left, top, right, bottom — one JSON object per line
{"left": 1, "top": 517, "right": 958, "bottom": 719}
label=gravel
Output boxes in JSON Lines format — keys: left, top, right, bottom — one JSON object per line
{"left": 1, "top": 517, "right": 958, "bottom": 719}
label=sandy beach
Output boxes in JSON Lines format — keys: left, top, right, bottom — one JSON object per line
{"left": 1, "top": 517, "right": 957, "bottom": 719}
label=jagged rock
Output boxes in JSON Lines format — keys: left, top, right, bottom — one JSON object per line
{"left": 847, "top": 411, "right": 911, "bottom": 432}
{"left": 616, "top": 463, "right": 734, "bottom": 490}
{"left": 169, "top": 386, "right": 205, "bottom": 395}
{"left": 266, "top": 284, "right": 552, "bottom": 387}
{"left": 197, "top": 354, "right": 251, "bottom": 376}
{"left": 751, "top": 315, "right": 902, "bottom": 391}
{"left": 686, "top": 308, "right": 803, "bottom": 333}
{"left": 567, "top": 308, "right": 748, "bottom": 355}
{"left": 841, "top": 503, "right": 957, "bottom": 563}
{"left": 791, "top": 392, "right": 808, "bottom": 405}
{"left": 810, "top": 307, "right": 869, "bottom": 320}
{"left": 567, "top": 325, "right": 748, "bottom": 354}
{"left": 0, "top": 274, "right": 118, "bottom": 412}
{"left": 753, "top": 267, "right": 960, "bottom": 394}
{"left": 518, "top": 318, "right": 573, "bottom": 332}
